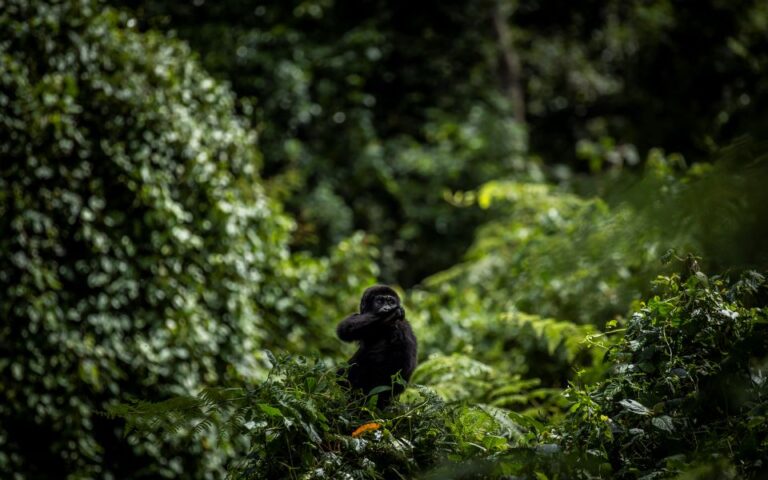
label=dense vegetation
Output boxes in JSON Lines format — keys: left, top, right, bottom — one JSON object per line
{"left": 110, "top": 268, "right": 768, "bottom": 478}
{"left": 1, "top": 0, "right": 767, "bottom": 478}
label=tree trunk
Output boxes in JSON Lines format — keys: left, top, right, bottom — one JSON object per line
{"left": 492, "top": 1, "right": 526, "bottom": 124}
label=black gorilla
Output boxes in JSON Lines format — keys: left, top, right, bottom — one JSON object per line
{"left": 337, "top": 285, "right": 418, "bottom": 407}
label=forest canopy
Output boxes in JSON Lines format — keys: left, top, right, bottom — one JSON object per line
{"left": 1, "top": 0, "right": 767, "bottom": 478}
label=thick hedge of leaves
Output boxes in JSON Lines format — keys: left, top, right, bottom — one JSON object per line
{"left": 560, "top": 269, "right": 768, "bottom": 478}
{"left": 0, "top": 1, "right": 376, "bottom": 477}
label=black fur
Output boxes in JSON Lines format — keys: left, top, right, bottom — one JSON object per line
{"left": 337, "top": 285, "right": 418, "bottom": 407}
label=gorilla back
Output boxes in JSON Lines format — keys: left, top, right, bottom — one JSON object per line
{"left": 336, "top": 285, "right": 418, "bottom": 407}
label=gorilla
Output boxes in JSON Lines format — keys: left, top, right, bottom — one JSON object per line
{"left": 336, "top": 285, "right": 418, "bottom": 407}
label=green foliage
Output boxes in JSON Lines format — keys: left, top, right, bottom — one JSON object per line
{"left": 560, "top": 269, "right": 768, "bottom": 478}
{"left": 423, "top": 178, "right": 664, "bottom": 326}
{"left": 353, "top": 106, "right": 531, "bottom": 284}
{"left": 405, "top": 285, "right": 611, "bottom": 429}
{"left": 114, "top": 0, "right": 768, "bottom": 286}
{"left": 110, "top": 354, "right": 536, "bottom": 479}
{"left": 0, "top": 1, "right": 375, "bottom": 477}
{"left": 119, "top": 0, "right": 768, "bottom": 167}
{"left": 410, "top": 354, "right": 567, "bottom": 423}
{"left": 514, "top": 0, "right": 768, "bottom": 164}
{"left": 411, "top": 287, "right": 605, "bottom": 381}
{"left": 113, "top": 0, "right": 537, "bottom": 285}
{"left": 422, "top": 149, "right": 768, "bottom": 329}
{"left": 3, "top": 0, "right": 768, "bottom": 478}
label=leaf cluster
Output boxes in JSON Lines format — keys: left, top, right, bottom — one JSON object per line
{"left": 560, "top": 269, "right": 768, "bottom": 478}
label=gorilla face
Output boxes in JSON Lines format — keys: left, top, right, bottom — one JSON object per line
{"left": 359, "top": 285, "right": 401, "bottom": 315}
{"left": 372, "top": 294, "right": 398, "bottom": 314}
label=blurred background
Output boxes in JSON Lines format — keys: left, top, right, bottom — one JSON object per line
{"left": 1, "top": 0, "right": 767, "bottom": 478}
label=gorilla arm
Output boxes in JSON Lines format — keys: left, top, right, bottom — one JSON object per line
{"left": 336, "top": 309, "right": 402, "bottom": 342}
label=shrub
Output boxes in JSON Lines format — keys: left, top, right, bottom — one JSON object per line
{"left": 560, "top": 267, "right": 768, "bottom": 478}
{"left": 409, "top": 275, "right": 609, "bottom": 407}
{"left": 111, "top": 353, "right": 537, "bottom": 479}
{"left": 422, "top": 150, "right": 768, "bottom": 329}
{"left": 0, "top": 1, "right": 376, "bottom": 477}
{"left": 425, "top": 179, "right": 670, "bottom": 327}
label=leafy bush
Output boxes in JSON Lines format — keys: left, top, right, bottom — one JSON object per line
{"left": 110, "top": 354, "right": 527, "bottom": 479}
{"left": 560, "top": 268, "right": 768, "bottom": 478}
{"left": 425, "top": 179, "right": 669, "bottom": 327}
{"left": 0, "top": 1, "right": 375, "bottom": 477}
{"left": 421, "top": 149, "right": 768, "bottom": 329}
{"left": 410, "top": 290, "right": 605, "bottom": 384}
{"left": 411, "top": 266, "right": 768, "bottom": 479}
{"left": 106, "top": 267, "right": 768, "bottom": 479}
{"left": 410, "top": 354, "right": 569, "bottom": 420}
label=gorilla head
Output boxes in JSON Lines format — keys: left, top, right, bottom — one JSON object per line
{"left": 360, "top": 285, "right": 401, "bottom": 315}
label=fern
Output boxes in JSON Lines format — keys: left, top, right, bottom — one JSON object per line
{"left": 107, "top": 387, "right": 248, "bottom": 437}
